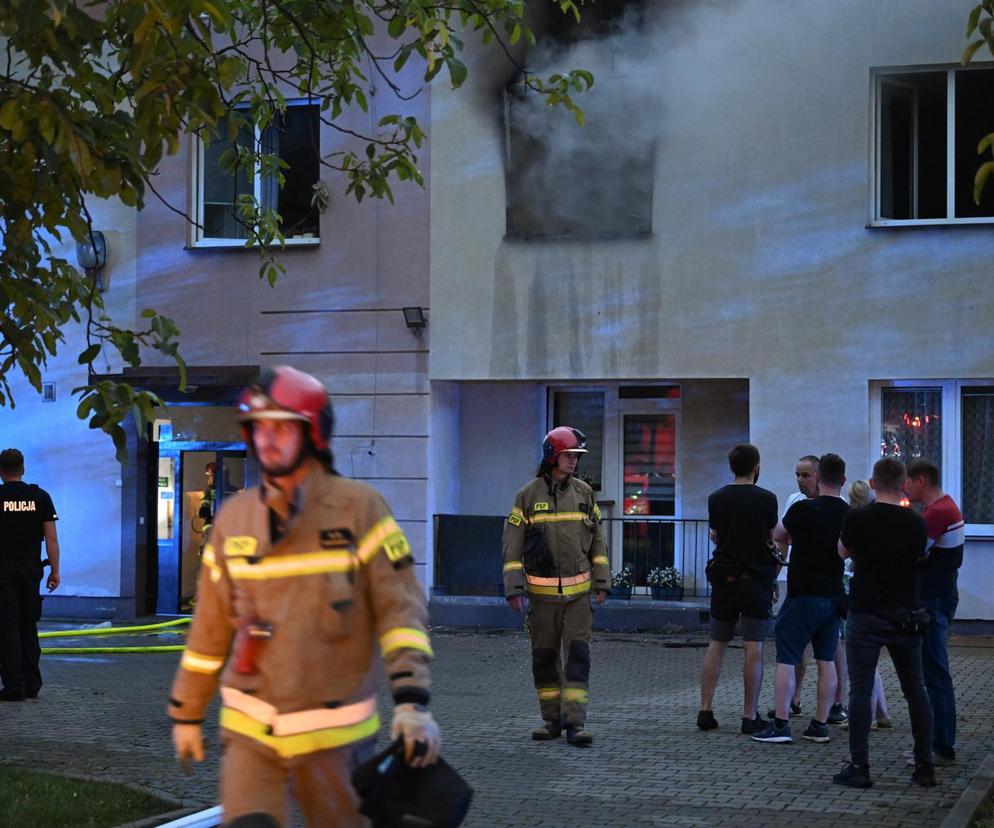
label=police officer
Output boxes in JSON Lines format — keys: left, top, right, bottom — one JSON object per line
{"left": 168, "top": 366, "right": 441, "bottom": 827}
{"left": 0, "top": 448, "right": 61, "bottom": 702}
{"left": 502, "top": 427, "right": 610, "bottom": 745}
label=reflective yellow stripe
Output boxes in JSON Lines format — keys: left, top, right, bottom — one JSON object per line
{"left": 202, "top": 544, "right": 223, "bottom": 583}
{"left": 537, "top": 687, "right": 561, "bottom": 700}
{"left": 356, "top": 517, "right": 401, "bottom": 565}
{"left": 220, "top": 707, "right": 380, "bottom": 759}
{"left": 527, "top": 580, "right": 592, "bottom": 597}
{"left": 563, "top": 688, "right": 589, "bottom": 703}
{"left": 379, "top": 627, "right": 433, "bottom": 657}
{"left": 181, "top": 649, "right": 225, "bottom": 674}
{"left": 227, "top": 551, "right": 354, "bottom": 580}
{"left": 530, "top": 512, "right": 586, "bottom": 524}
{"left": 526, "top": 572, "right": 591, "bottom": 586}
{"left": 592, "top": 556, "right": 609, "bottom": 567}
{"left": 503, "top": 561, "right": 524, "bottom": 573}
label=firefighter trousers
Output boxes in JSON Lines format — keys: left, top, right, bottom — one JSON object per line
{"left": 526, "top": 595, "right": 592, "bottom": 727}
{"left": 220, "top": 733, "right": 374, "bottom": 827}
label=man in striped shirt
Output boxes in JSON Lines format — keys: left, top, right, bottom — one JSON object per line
{"left": 905, "top": 459, "right": 965, "bottom": 767}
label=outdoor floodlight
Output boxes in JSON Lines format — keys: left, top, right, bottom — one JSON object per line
{"left": 403, "top": 306, "right": 427, "bottom": 337}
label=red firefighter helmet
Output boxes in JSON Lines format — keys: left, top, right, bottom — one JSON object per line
{"left": 542, "top": 426, "right": 588, "bottom": 463}
{"left": 238, "top": 366, "right": 334, "bottom": 452}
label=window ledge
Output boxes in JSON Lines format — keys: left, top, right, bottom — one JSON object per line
{"left": 867, "top": 217, "right": 994, "bottom": 228}
{"left": 187, "top": 237, "right": 321, "bottom": 251}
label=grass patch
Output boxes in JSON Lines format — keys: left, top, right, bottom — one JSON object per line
{"left": 0, "top": 765, "right": 173, "bottom": 828}
{"left": 973, "top": 781, "right": 994, "bottom": 828}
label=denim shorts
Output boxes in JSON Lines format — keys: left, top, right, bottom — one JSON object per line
{"left": 774, "top": 595, "right": 840, "bottom": 664}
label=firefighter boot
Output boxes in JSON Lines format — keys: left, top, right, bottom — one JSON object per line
{"left": 566, "top": 725, "right": 593, "bottom": 746}
{"left": 532, "top": 718, "right": 564, "bottom": 740}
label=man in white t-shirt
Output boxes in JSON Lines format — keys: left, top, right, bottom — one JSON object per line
{"left": 770, "top": 455, "right": 819, "bottom": 718}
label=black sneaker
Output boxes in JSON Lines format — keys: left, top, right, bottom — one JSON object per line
{"left": 827, "top": 703, "right": 849, "bottom": 724}
{"left": 751, "top": 719, "right": 792, "bottom": 743}
{"left": 832, "top": 762, "right": 873, "bottom": 788}
{"left": 696, "top": 710, "right": 718, "bottom": 731}
{"left": 0, "top": 688, "right": 26, "bottom": 702}
{"left": 766, "top": 702, "right": 802, "bottom": 719}
{"left": 802, "top": 720, "right": 830, "bottom": 743}
{"left": 741, "top": 715, "right": 770, "bottom": 735}
{"left": 912, "top": 763, "right": 937, "bottom": 787}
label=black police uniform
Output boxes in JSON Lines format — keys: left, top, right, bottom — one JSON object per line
{"left": 0, "top": 480, "right": 57, "bottom": 698}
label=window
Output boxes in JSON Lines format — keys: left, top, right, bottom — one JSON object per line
{"left": 193, "top": 102, "right": 320, "bottom": 246}
{"left": 872, "top": 66, "right": 994, "bottom": 224}
{"left": 873, "top": 380, "right": 994, "bottom": 532}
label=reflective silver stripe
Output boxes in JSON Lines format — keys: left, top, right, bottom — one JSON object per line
{"left": 220, "top": 687, "right": 377, "bottom": 736}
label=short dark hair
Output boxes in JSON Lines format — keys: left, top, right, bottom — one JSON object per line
{"left": 906, "top": 459, "right": 940, "bottom": 487}
{"left": 798, "top": 455, "right": 820, "bottom": 467}
{"left": 728, "top": 443, "right": 760, "bottom": 477}
{"left": 818, "top": 453, "right": 846, "bottom": 487}
{"left": 872, "top": 457, "right": 906, "bottom": 494}
{"left": 0, "top": 448, "right": 24, "bottom": 475}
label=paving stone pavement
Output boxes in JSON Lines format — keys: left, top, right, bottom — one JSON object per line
{"left": 2, "top": 628, "right": 992, "bottom": 827}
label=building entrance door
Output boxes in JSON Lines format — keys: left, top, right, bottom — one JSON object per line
{"left": 153, "top": 443, "right": 255, "bottom": 614}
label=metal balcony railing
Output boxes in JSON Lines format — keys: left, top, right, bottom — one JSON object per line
{"left": 432, "top": 514, "right": 713, "bottom": 600}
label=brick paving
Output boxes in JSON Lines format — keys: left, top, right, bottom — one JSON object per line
{"left": 2, "top": 627, "right": 992, "bottom": 826}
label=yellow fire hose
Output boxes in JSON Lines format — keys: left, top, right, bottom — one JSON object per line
{"left": 40, "top": 617, "right": 191, "bottom": 654}
{"left": 42, "top": 645, "right": 185, "bottom": 654}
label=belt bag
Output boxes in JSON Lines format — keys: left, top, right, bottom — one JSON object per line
{"left": 898, "top": 606, "right": 931, "bottom": 635}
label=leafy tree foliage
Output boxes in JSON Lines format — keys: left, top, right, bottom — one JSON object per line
{"left": 964, "top": 2, "right": 994, "bottom": 202}
{"left": 0, "top": 0, "right": 593, "bottom": 459}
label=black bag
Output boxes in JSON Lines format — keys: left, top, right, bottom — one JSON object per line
{"left": 705, "top": 556, "right": 741, "bottom": 585}
{"left": 897, "top": 607, "right": 931, "bottom": 635}
{"left": 351, "top": 738, "right": 473, "bottom": 828}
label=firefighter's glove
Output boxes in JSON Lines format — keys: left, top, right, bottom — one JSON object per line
{"left": 391, "top": 704, "right": 441, "bottom": 768}
{"left": 172, "top": 723, "right": 205, "bottom": 764}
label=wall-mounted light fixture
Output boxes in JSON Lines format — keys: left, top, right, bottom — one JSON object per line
{"left": 402, "top": 306, "right": 427, "bottom": 337}
{"left": 75, "top": 230, "right": 109, "bottom": 292}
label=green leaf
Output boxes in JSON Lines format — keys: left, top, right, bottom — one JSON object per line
{"left": 77, "top": 343, "right": 101, "bottom": 364}
{"left": 962, "top": 39, "right": 986, "bottom": 64}
{"left": 978, "top": 132, "right": 994, "bottom": 155}
{"left": 973, "top": 160, "right": 994, "bottom": 204}
{"left": 967, "top": 5, "right": 983, "bottom": 37}
{"left": 448, "top": 58, "right": 468, "bottom": 89}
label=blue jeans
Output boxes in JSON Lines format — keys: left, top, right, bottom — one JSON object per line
{"left": 922, "top": 592, "right": 958, "bottom": 760}
{"left": 846, "top": 610, "right": 933, "bottom": 767}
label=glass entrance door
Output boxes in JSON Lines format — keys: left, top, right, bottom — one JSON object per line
{"left": 618, "top": 410, "right": 679, "bottom": 590}
{"left": 154, "top": 443, "right": 252, "bottom": 614}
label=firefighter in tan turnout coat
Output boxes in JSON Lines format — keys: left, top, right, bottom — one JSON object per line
{"left": 502, "top": 427, "right": 610, "bottom": 746}
{"left": 168, "top": 366, "right": 440, "bottom": 827}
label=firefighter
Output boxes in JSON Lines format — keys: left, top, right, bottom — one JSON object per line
{"left": 168, "top": 366, "right": 440, "bottom": 827}
{"left": 502, "top": 427, "right": 610, "bottom": 746}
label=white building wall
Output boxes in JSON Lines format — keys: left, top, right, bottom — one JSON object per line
{"left": 0, "top": 196, "right": 138, "bottom": 605}
{"left": 429, "top": 0, "right": 994, "bottom": 617}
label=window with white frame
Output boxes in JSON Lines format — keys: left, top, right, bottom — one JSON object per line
{"left": 873, "top": 380, "right": 994, "bottom": 533}
{"left": 872, "top": 65, "right": 994, "bottom": 224}
{"left": 193, "top": 102, "right": 320, "bottom": 246}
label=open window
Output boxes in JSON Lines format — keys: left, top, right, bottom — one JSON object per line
{"left": 192, "top": 102, "right": 320, "bottom": 247}
{"left": 872, "top": 66, "right": 994, "bottom": 224}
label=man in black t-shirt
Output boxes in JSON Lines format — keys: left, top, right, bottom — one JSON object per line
{"left": 753, "top": 453, "right": 848, "bottom": 745}
{"left": 832, "top": 457, "right": 934, "bottom": 789}
{"left": 697, "top": 444, "right": 778, "bottom": 735}
{"left": 0, "top": 448, "right": 61, "bottom": 701}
